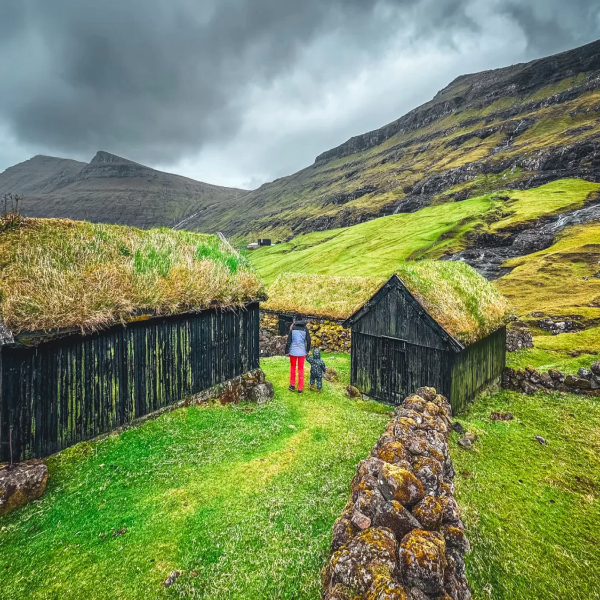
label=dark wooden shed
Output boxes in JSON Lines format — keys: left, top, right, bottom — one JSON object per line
{"left": 343, "top": 269, "right": 510, "bottom": 413}
{"left": 0, "top": 217, "right": 265, "bottom": 462}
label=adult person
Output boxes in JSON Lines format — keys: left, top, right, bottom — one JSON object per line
{"left": 285, "top": 315, "right": 311, "bottom": 393}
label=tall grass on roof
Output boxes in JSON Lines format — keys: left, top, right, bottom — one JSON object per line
{"left": 0, "top": 217, "right": 263, "bottom": 334}
{"left": 262, "top": 272, "right": 385, "bottom": 319}
{"left": 396, "top": 261, "right": 513, "bottom": 345}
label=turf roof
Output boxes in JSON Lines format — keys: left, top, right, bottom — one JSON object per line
{"left": 0, "top": 217, "right": 264, "bottom": 335}
{"left": 369, "top": 261, "right": 513, "bottom": 345}
{"left": 262, "top": 272, "right": 386, "bottom": 320}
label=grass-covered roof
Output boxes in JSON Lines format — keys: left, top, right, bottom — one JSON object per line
{"left": 392, "top": 261, "right": 512, "bottom": 345}
{"left": 0, "top": 217, "right": 263, "bottom": 334}
{"left": 262, "top": 272, "right": 385, "bottom": 319}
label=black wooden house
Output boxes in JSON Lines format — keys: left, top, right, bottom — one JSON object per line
{"left": 0, "top": 218, "right": 264, "bottom": 462}
{"left": 343, "top": 271, "right": 510, "bottom": 413}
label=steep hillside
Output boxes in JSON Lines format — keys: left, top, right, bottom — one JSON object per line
{"left": 207, "top": 39, "right": 600, "bottom": 241}
{"left": 0, "top": 151, "right": 246, "bottom": 229}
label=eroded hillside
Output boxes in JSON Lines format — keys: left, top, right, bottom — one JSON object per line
{"left": 205, "top": 40, "right": 600, "bottom": 241}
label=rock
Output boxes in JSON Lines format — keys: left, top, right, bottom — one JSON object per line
{"left": 465, "top": 432, "right": 478, "bottom": 443}
{"left": 591, "top": 361, "right": 600, "bottom": 376}
{"left": 371, "top": 499, "right": 422, "bottom": 542}
{"left": 164, "top": 570, "right": 180, "bottom": 588}
{"left": 548, "top": 368, "right": 564, "bottom": 381}
{"left": 452, "top": 422, "right": 465, "bottom": 435}
{"left": 506, "top": 322, "right": 534, "bottom": 352}
{"left": 399, "top": 529, "right": 447, "bottom": 595}
{"left": 377, "top": 441, "right": 412, "bottom": 465}
{"left": 365, "top": 576, "right": 408, "bottom": 600}
{"left": 412, "top": 496, "right": 444, "bottom": 530}
{"left": 415, "top": 387, "right": 437, "bottom": 403}
{"left": 520, "top": 380, "right": 539, "bottom": 395}
{"left": 346, "top": 385, "right": 361, "bottom": 398}
{"left": 539, "top": 372, "right": 554, "bottom": 388}
{"left": 457, "top": 438, "right": 471, "bottom": 449}
{"left": 412, "top": 457, "right": 444, "bottom": 497}
{"left": 404, "top": 395, "right": 427, "bottom": 413}
{"left": 439, "top": 496, "right": 462, "bottom": 524}
{"left": 440, "top": 525, "right": 470, "bottom": 553}
{"left": 490, "top": 411, "right": 514, "bottom": 421}
{"left": 248, "top": 381, "right": 274, "bottom": 404}
{"left": 351, "top": 509, "right": 372, "bottom": 530}
{"left": 380, "top": 463, "right": 425, "bottom": 506}
{"left": 323, "top": 528, "right": 398, "bottom": 597}
{"left": 331, "top": 510, "right": 358, "bottom": 553}
{"left": 535, "top": 435, "right": 547, "bottom": 445}
{"left": 0, "top": 460, "right": 49, "bottom": 517}
{"left": 564, "top": 374, "right": 591, "bottom": 389}
{"left": 577, "top": 367, "right": 592, "bottom": 379}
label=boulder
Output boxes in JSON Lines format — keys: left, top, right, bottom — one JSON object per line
{"left": 380, "top": 463, "right": 425, "bottom": 507}
{"left": 412, "top": 496, "right": 444, "bottom": 530}
{"left": 520, "top": 380, "right": 539, "bottom": 395}
{"left": 564, "top": 375, "right": 591, "bottom": 389}
{"left": 415, "top": 387, "right": 437, "bottom": 403}
{"left": 539, "top": 372, "right": 554, "bottom": 388}
{"left": 346, "top": 385, "right": 361, "bottom": 398}
{"left": 591, "top": 361, "right": 600, "bottom": 376}
{"left": 377, "top": 441, "right": 412, "bottom": 465}
{"left": 365, "top": 576, "right": 408, "bottom": 600}
{"left": 399, "top": 529, "right": 447, "bottom": 595}
{"left": 548, "top": 368, "right": 564, "bottom": 381}
{"left": 248, "top": 382, "right": 274, "bottom": 404}
{"left": 371, "top": 499, "right": 422, "bottom": 541}
{"left": 440, "top": 525, "right": 470, "bottom": 553}
{"left": 577, "top": 367, "right": 592, "bottom": 379}
{"left": 323, "top": 528, "right": 398, "bottom": 597}
{"left": 0, "top": 460, "right": 49, "bottom": 516}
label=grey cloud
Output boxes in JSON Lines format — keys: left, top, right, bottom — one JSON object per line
{"left": 0, "top": 0, "right": 599, "bottom": 182}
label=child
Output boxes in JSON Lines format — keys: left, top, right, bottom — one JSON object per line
{"left": 307, "top": 348, "right": 327, "bottom": 393}
{"left": 285, "top": 315, "right": 311, "bottom": 393}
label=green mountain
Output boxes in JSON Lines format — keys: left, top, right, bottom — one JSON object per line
{"left": 204, "top": 39, "right": 600, "bottom": 241}
{"left": 0, "top": 151, "right": 246, "bottom": 229}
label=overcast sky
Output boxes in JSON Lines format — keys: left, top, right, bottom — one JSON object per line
{"left": 1, "top": 0, "right": 600, "bottom": 189}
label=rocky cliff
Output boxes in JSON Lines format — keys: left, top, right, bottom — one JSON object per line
{"left": 203, "top": 39, "right": 600, "bottom": 241}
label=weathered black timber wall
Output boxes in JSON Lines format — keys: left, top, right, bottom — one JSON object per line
{"left": 351, "top": 333, "right": 450, "bottom": 405}
{"left": 349, "top": 284, "right": 449, "bottom": 350}
{"left": 449, "top": 326, "right": 506, "bottom": 413}
{"left": 0, "top": 302, "right": 260, "bottom": 462}
{"left": 347, "top": 282, "right": 506, "bottom": 413}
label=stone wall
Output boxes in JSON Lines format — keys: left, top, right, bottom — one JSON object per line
{"left": 259, "top": 311, "right": 351, "bottom": 355}
{"left": 322, "top": 387, "right": 470, "bottom": 600}
{"left": 502, "top": 360, "right": 600, "bottom": 396}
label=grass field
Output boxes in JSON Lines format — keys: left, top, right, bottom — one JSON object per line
{"left": 453, "top": 389, "right": 600, "bottom": 600}
{"left": 252, "top": 179, "right": 599, "bottom": 285}
{"left": 0, "top": 355, "right": 390, "bottom": 600}
{"left": 2, "top": 354, "right": 599, "bottom": 599}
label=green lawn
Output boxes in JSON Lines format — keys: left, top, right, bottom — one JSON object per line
{"left": 2, "top": 354, "right": 599, "bottom": 600}
{"left": 252, "top": 179, "right": 599, "bottom": 284}
{"left": 0, "top": 355, "right": 390, "bottom": 600}
{"left": 453, "top": 389, "right": 600, "bottom": 600}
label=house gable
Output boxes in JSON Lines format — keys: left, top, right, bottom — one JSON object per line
{"left": 344, "top": 275, "right": 463, "bottom": 352}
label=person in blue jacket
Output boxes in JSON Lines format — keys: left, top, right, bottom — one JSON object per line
{"left": 285, "top": 315, "right": 311, "bottom": 393}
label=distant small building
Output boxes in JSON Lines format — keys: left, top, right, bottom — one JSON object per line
{"left": 246, "top": 242, "right": 260, "bottom": 251}
{"left": 258, "top": 239, "right": 271, "bottom": 247}
{"left": 343, "top": 263, "right": 512, "bottom": 412}
{"left": 247, "top": 239, "right": 272, "bottom": 250}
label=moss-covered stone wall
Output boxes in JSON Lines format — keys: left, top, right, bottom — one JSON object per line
{"left": 322, "top": 386, "right": 471, "bottom": 600}
{"left": 260, "top": 310, "right": 351, "bottom": 354}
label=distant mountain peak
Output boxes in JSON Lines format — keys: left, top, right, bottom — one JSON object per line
{"left": 89, "top": 151, "right": 140, "bottom": 166}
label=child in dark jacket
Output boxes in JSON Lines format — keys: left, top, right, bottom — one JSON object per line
{"left": 307, "top": 348, "right": 326, "bottom": 393}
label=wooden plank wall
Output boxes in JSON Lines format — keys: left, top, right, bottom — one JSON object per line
{"left": 351, "top": 332, "right": 450, "bottom": 405}
{"left": 0, "top": 303, "right": 260, "bottom": 462}
{"left": 449, "top": 326, "right": 506, "bottom": 413}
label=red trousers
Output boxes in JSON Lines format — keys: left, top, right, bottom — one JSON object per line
{"left": 290, "top": 355, "right": 305, "bottom": 390}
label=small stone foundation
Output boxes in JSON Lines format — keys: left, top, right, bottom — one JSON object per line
{"left": 322, "top": 387, "right": 470, "bottom": 600}
{"left": 502, "top": 360, "right": 600, "bottom": 396}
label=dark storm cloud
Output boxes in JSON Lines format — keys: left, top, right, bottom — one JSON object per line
{"left": 0, "top": 0, "right": 599, "bottom": 180}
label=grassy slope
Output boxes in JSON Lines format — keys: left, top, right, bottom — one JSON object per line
{"left": 212, "top": 80, "right": 600, "bottom": 240}
{"left": 452, "top": 389, "right": 600, "bottom": 600}
{"left": 2, "top": 356, "right": 599, "bottom": 600}
{"left": 0, "top": 355, "right": 390, "bottom": 600}
{"left": 252, "top": 179, "right": 600, "bottom": 284}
